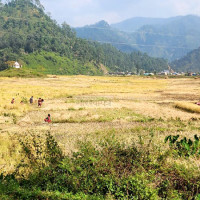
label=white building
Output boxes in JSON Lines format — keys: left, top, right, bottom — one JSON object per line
{"left": 13, "top": 62, "right": 21, "bottom": 69}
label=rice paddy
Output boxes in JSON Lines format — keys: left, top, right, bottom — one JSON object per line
{"left": 1, "top": 75, "right": 200, "bottom": 173}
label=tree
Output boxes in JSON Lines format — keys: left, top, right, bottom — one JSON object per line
{"left": 62, "top": 22, "right": 76, "bottom": 38}
{"left": 34, "top": 0, "right": 44, "bottom": 10}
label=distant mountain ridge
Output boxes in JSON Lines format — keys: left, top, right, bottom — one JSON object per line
{"left": 75, "top": 15, "right": 200, "bottom": 61}
{"left": 111, "top": 16, "right": 183, "bottom": 32}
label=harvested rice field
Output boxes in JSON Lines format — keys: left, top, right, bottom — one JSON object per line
{"left": 1, "top": 76, "right": 200, "bottom": 173}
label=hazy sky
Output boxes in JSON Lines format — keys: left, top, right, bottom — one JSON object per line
{"left": 17, "top": 0, "right": 200, "bottom": 27}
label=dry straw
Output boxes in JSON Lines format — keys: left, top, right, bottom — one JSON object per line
{"left": 175, "top": 102, "right": 200, "bottom": 113}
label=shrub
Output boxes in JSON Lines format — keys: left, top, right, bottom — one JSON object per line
{"left": 165, "top": 134, "right": 200, "bottom": 157}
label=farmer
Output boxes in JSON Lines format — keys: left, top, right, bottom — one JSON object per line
{"left": 30, "top": 96, "right": 33, "bottom": 104}
{"left": 38, "top": 98, "right": 43, "bottom": 107}
{"left": 44, "top": 114, "right": 51, "bottom": 123}
{"left": 11, "top": 98, "right": 15, "bottom": 104}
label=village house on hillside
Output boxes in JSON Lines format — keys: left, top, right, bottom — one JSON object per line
{"left": 5, "top": 61, "right": 22, "bottom": 68}
{"left": 13, "top": 61, "right": 22, "bottom": 68}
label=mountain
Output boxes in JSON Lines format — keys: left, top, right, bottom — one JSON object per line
{"left": 111, "top": 17, "right": 181, "bottom": 32}
{"left": 0, "top": 0, "right": 168, "bottom": 74}
{"left": 76, "top": 15, "right": 200, "bottom": 61}
{"left": 133, "top": 15, "right": 200, "bottom": 60}
{"left": 75, "top": 20, "right": 137, "bottom": 53}
{"left": 170, "top": 47, "right": 200, "bottom": 72}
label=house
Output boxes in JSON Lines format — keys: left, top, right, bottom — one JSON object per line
{"left": 159, "top": 70, "right": 171, "bottom": 76}
{"left": 13, "top": 61, "right": 21, "bottom": 69}
{"left": 158, "top": 72, "right": 167, "bottom": 75}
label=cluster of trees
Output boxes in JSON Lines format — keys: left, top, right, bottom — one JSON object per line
{"left": 0, "top": 0, "right": 168, "bottom": 74}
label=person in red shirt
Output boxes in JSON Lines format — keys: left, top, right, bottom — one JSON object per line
{"left": 44, "top": 114, "right": 51, "bottom": 123}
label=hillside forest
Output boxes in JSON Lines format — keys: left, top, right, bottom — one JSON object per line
{"left": 0, "top": 0, "right": 168, "bottom": 75}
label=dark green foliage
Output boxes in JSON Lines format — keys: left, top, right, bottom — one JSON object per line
{"left": 165, "top": 134, "right": 200, "bottom": 157}
{"left": 164, "top": 135, "right": 180, "bottom": 144}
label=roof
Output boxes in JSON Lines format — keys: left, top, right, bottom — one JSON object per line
{"left": 14, "top": 62, "right": 20, "bottom": 66}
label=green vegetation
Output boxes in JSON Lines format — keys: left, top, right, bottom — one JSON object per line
{"left": 0, "top": 0, "right": 168, "bottom": 75}
{"left": 1, "top": 132, "right": 200, "bottom": 199}
{"left": 165, "top": 134, "right": 200, "bottom": 157}
{"left": 22, "top": 51, "right": 103, "bottom": 75}
{"left": 0, "top": 67, "right": 46, "bottom": 77}
{"left": 53, "top": 108, "right": 155, "bottom": 124}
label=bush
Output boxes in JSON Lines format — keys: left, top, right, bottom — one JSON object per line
{"left": 165, "top": 134, "right": 200, "bottom": 157}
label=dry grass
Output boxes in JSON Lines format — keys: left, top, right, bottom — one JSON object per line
{"left": 175, "top": 101, "right": 200, "bottom": 113}
{"left": 1, "top": 76, "right": 200, "bottom": 173}
{"left": 0, "top": 133, "right": 21, "bottom": 173}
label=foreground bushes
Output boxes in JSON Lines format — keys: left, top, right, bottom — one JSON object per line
{"left": 0, "top": 132, "right": 200, "bottom": 199}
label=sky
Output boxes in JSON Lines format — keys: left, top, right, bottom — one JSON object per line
{"left": 10, "top": 0, "right": 200, "bottom": 27}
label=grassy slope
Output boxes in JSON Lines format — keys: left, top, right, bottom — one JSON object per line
{"left": 22, "top": 51, "right": 104, "bottom": 75}
{"left": 0, "top": 68, "right": 46, "bottom": 78}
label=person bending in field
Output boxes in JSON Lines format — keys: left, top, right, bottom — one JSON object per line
{"left": 196, "top": 102, "right": 200, "bottom": 106}
{"left": 44, "top": 114, "right": 51, "bottom": 123}
{"left": 11, "top": 98, "right": 15, "bottom": 104}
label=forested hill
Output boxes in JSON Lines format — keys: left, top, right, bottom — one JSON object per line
{"left": 171, "top": 47, "right": 200, "bottom": 72}
{"left": 0, "top": 0, "right": 168, "bottom": 75}
{"left": 75, "top": 20, "right": 137, "bottom": 53}
{"left": 76, "top": 15, "right": 200, "bottom": 61}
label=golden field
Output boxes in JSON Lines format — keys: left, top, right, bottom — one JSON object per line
{"left": 1, "top": 75, "right": 200, "bottom": 173}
